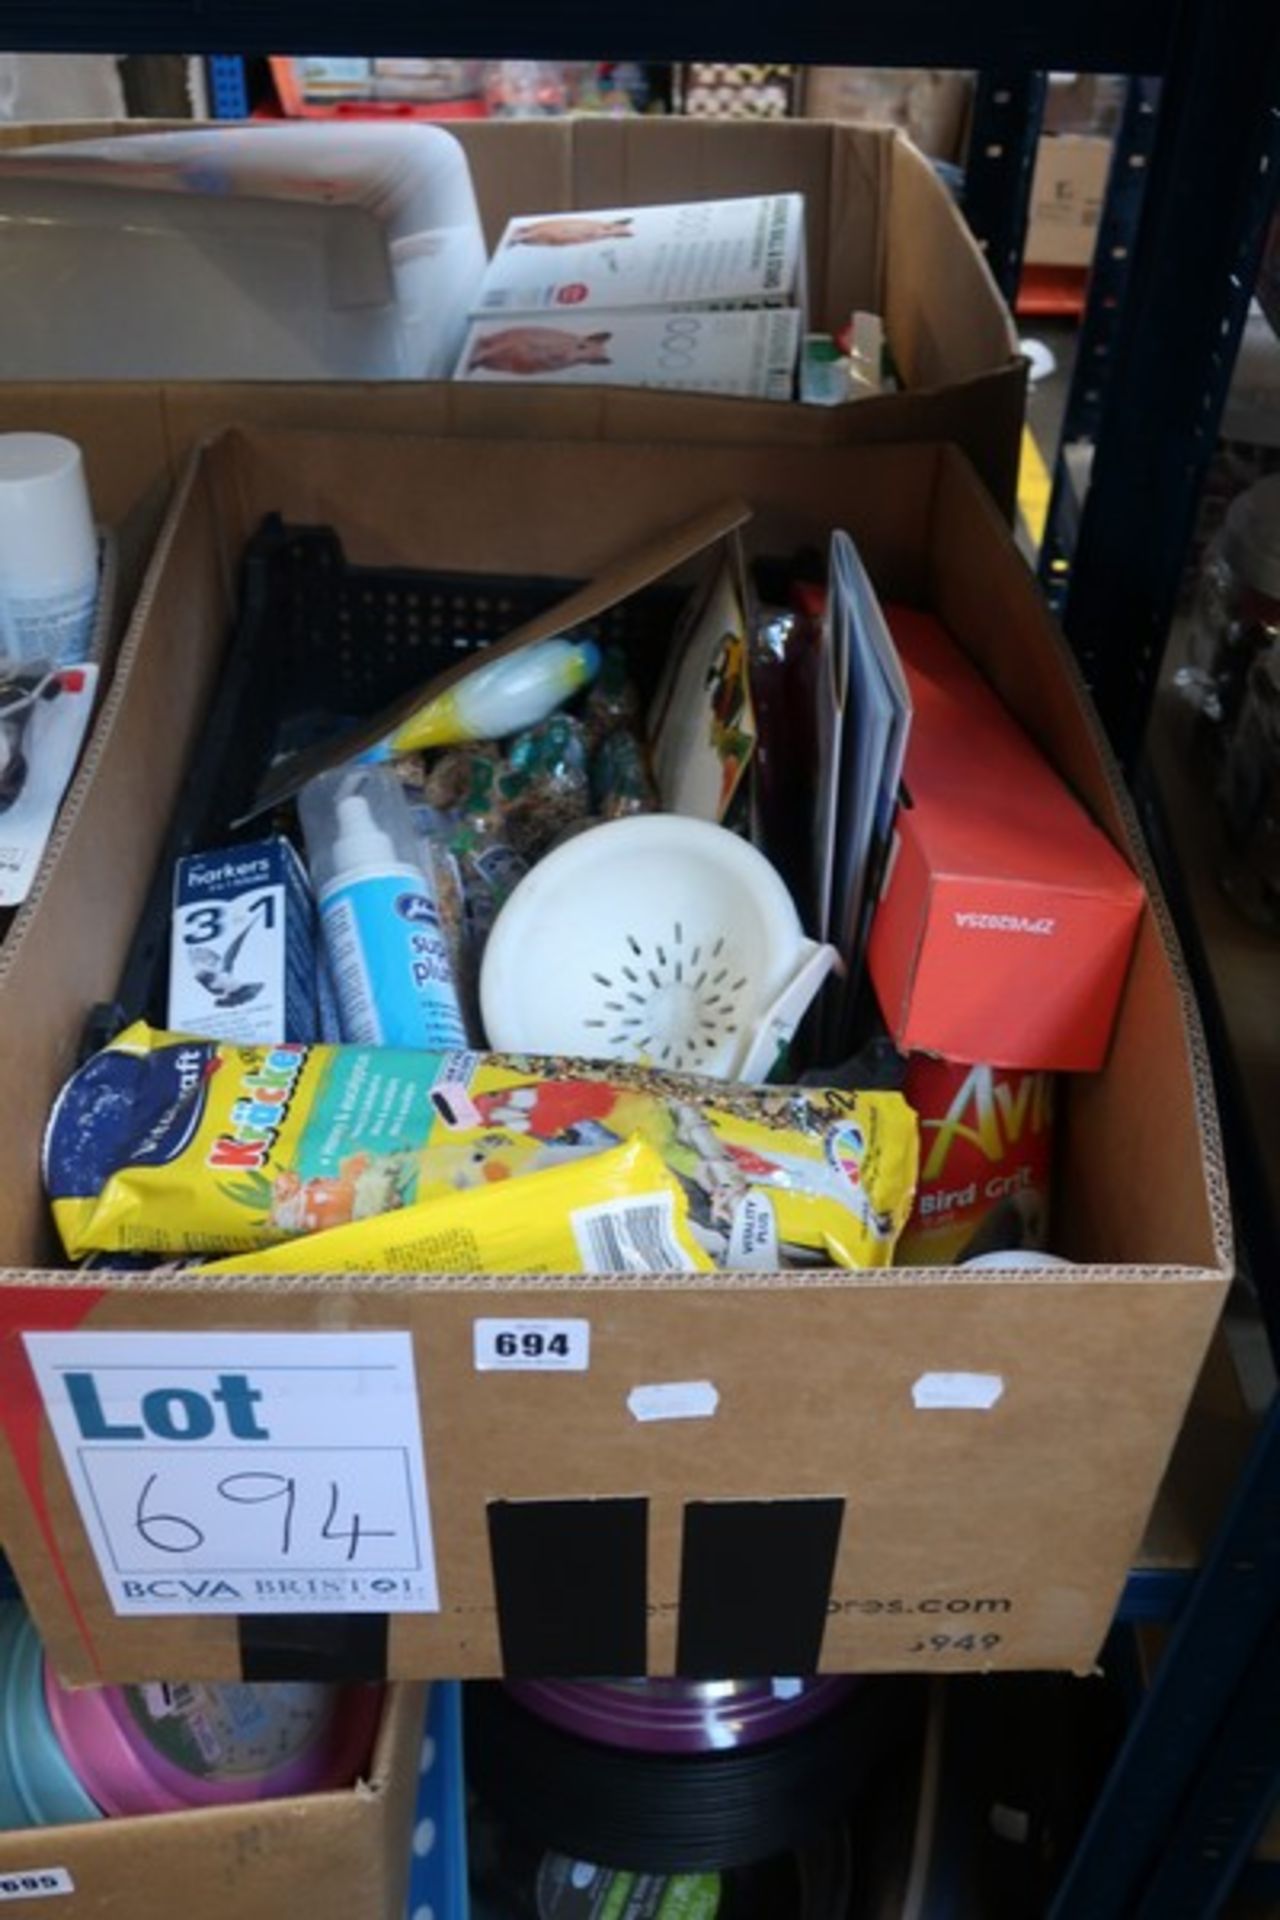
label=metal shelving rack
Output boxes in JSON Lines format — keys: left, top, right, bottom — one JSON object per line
{"left": 2, "top": 0, "right": 1279, "bottom": 1912}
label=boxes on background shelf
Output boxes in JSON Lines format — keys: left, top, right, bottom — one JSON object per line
{"left": 0, "top": 1687, "right": 425, "bottom": 1920}
{"left": 800, "top": 68, "right": 973, "bottom": 166}
{"left": 680, "top": 65, "right": 799, "bottom": 119}
{"left": 0, "top": 115, "right": 1025, "bottom": 517}
{"left": 270, "top": 55, "right": 488, "bottom": 121}
{"left": 1040, "top": 72, "right": 1125, "bottom": 139}
{"left": 0, "top": 427, "right": 1229, "bottom": 1688}
{"left": 1024, "top": 134, "right": 1112, "bottom": 270}
{"left": 292, "top": 55, "right": 483, "bottom": 105}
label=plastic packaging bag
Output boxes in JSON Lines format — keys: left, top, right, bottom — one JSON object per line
{"left": 591, "top": 729, "right": 656, "bottom": 819}
{"left": 500, "top": 713, "right": 590, "bottom": 856}
{"left": 205, "top": 1136, "right": 712, "bottom": 1275}
{"left": 45, "top": 1022, "right": 918, "bottom": 1269}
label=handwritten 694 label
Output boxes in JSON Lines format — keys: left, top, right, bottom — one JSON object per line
{"left": 24, "top": 1330, "right": 438, "bottom": 1618}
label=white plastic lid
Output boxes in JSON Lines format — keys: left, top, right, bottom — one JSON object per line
{"left": 1223, "top": 475, "right": 1280, "bottom": 601}
{"left": 961, "top": 1250, "right": 1073, "bottom": 1270}
{"left": 0, "top": 433, "right": 97, "bottom": 594}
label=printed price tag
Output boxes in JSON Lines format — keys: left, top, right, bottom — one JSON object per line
{"left": 25, "top": 1330, "right": 438, "bottom": 1617}
{"left": 0, "top": 1870, "right": 74, "bottom": 1903}
{"left": 474, "top": 1319, "right": 590, "bottom": 1373}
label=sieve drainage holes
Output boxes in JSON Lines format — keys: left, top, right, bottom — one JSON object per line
{"left": 582, "top": 922, "right": 743, "bottom": 1065}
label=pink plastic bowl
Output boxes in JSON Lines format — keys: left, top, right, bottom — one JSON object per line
{"left": 44, "top": 1668, "right": 383, "bottom": 1817}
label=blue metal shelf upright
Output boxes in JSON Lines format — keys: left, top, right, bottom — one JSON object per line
{"left": 2, "top": 0, "right": 1279, "bottom": 1912}
{"left": 205, "top": 53, "right": 251, "bottom": 120}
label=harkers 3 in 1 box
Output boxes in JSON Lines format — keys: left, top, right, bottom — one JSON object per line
{"left": 168, "top": 837, "right": 319, "bottom": 1046}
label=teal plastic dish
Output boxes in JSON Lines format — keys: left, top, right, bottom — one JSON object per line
{"left": 0, "top": 1602, "right": 100, "bottom": 1829}
{"left": 0, "top": 1605, "right": 27, "bottom": 1829}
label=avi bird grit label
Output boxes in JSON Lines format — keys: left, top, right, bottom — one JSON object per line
{"left": 898, "top": 1056, "right": 1055, "bottom": 1266}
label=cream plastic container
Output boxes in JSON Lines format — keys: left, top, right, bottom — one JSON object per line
{"left": 0, "top": 433, "right": 98, "bottom": 668}
{"left": 0, "top": 124, "right": 486, "bottom": 379}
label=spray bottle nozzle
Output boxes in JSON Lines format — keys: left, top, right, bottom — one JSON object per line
{"left": 331, "top": 785, "right": 396, "bottom": 873}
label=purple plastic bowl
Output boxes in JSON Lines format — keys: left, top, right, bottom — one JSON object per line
{"left": 44, "top": 1668, "right": 383, "bottom": 1817}
{"left": 507, "top": 1677, "right": 858, "bottom": 1754}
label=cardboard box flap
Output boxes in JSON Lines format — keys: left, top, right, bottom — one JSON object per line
{"left": 885, "top": 135, "right": 1022, "bottom": 391}
{"left": 823, "top": 123, "right": 887, "bottom": 341}
{"left": 563, "top": 116, "right": 840, "bottom": 320}
{"left": 245, "top": 482, "right": 750, "bottom": 815}
{"left": 435, "top": 118, "right": 575, "bottom": 250}
{"left": 0, "top": 1683, "right": 425, "bottom": 1920}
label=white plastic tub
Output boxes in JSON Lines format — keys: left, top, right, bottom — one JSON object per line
{"left": 0, "top": 123, "right": 487, "bottom": 379}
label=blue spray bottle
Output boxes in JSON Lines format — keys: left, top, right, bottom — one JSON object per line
{"left": 299, "top": 765, "right": 467, "bottom": 1050}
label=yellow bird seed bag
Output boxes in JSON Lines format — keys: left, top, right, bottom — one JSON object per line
{"left": 45, "top": 1023, "right": 917, "bottom": 1270}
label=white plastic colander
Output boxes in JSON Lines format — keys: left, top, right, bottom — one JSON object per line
{"left": 480, "top": 815, "right": 838, "bottom": 1081}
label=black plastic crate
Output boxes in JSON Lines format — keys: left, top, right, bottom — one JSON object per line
{"left": 99, "top": 515, "right": 685, "bottom": 1045}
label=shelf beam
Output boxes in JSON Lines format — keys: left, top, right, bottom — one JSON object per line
{"left": 1050, "top": 1398, "right": 1280, "bottom": 1918}
{"left": 963, "top": 71, "right": 1048, "bottom": 306}
{"left": 0, "top": 0, "right": 1174, "bottom": 70}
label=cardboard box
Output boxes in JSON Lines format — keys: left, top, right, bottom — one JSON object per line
{"left": 0, "top": 1684, "right": 425, "bottom": 1920}
{"left": 456, "top": 307, "right": 802, "bottom": 398}
{"left": 459, "top": 192, "right": 806, "bottom": 397}
{"left": 471, "top": 194, "right": 807, "bottom": 316}
{"left": 1024, "top": 134, "right": 1112, "bottom": 271}
{"left": 868, "top": 606, "right": 1145, "bottom": 1071}
{"left": 0, "top": 116, "right": 1025, "bottom": 519}
{"left": 0, "top": 429, "right": 1230, "bottom": 1687}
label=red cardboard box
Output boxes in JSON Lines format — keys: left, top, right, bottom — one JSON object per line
{"left": 867, "top": 606, "right": 1144, "bottom": 1071}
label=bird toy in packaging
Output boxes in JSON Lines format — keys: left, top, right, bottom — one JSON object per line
{"left": 45, "top": 1023, "right": 918, "bottom": 1270}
